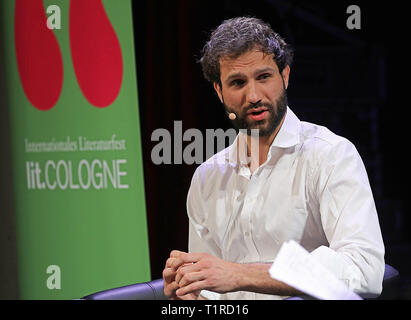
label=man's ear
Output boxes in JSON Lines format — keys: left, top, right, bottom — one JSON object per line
{"left": 213, "top": 82, "right": 223, "bottom": 103}
{"left": 281, "top": 65, "right": 291, "bottom": 89}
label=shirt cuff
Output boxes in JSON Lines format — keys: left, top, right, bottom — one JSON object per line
{"left": 309, "top": 245, "right": 361, "bottom": 291}
{"left": 200, "top": 290, "right": 222, "bottom": 300}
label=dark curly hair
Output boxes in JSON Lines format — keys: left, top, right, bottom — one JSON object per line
{"left": 199, "top": 17, "right": 294, "bottom": 86}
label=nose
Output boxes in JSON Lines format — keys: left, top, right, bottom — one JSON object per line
{"left": 246, "top": 81, "right": 262, "bottom": 106}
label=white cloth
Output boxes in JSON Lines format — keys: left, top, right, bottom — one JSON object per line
{"left": 187, "top": 106, "right": 385, "bottom": 300}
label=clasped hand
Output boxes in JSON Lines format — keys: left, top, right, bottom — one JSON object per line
{"left": 163, "top": 250, "right": 240, "bottom": 299}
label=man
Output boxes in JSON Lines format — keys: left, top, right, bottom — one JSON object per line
{"left": 163, "top": 17, "right": 385, "bottom": 300}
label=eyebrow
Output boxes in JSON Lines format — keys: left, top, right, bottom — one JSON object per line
{"left": 224, "top": 67, "right": 276, "bottom": 83}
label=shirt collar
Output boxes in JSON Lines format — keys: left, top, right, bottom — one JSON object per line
{"left": 271, "top": 106, "right": 301, "bottom": 149}
{"left": 227, "top": 106, "right": 301, "bottom": 166}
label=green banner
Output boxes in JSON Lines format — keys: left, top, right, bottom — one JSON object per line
{"left": 1, "top": 0, "right": 150, "bottom": 299}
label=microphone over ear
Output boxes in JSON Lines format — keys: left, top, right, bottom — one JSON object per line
{"left": 227, "top": 111, "right": 236, "bottom": 120}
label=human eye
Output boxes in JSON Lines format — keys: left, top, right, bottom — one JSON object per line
{"left": 257, "top": 73, "right": 272, "bottom": 80}
{"left": 229, "top": 79, "right": 245, "bottom": 87}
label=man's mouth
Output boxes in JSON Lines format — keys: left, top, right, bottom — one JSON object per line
{"left": 247, "top": 107, "right": 269, "bottom": 121}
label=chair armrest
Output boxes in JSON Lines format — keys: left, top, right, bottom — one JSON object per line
{"left": 81, "top": 278, "right": 167, "bottom": 300}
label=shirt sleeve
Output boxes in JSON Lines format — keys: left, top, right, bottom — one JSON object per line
{"left": 187, "top": 167, "right": 222, "bottom": 300}
{"left": 309, "top": 138, "right": 385, "bottom": 297}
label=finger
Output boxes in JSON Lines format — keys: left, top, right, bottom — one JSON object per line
{"left": 175, "top": 263, "right": 191, "bottom": 283}
{"left": 165, "top": 257, "right": 177, "bottom": 268}
{"left": 162, "top": 267, "right": 176, "bottom": 282}
{"left": 179, "top": 271, "right": 205, "bottom": 287}
{"left": 164, "top": 280, "right": 180, "bottom": 298}
{"left": 175, "top": 266, "right": 193, "bottom": 284}
{"left": 175, "top": 263, "right": 202, "bottom": 284}
{"left": 170, "top": 250, "right": 186, "bottom": 258}
{"left": 166, "top": 251, "right": 188, "bottom": 270}
{"left": 176, "top": 280, "right": 207, "bottom": 297}
{"left": 177, "top": 262, "right": 201, "bottom": 273}
{"left": 175, "top": 270, "right": 182, "bottom": 284}
{"left": 166, "top": 256, "right": 188, "bottom": 269}
{"left": 171, "top": 253, "right": 205, "bottom": 269}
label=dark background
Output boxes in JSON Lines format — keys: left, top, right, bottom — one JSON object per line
{"left": 131, "top": 0, "right": 410, "bottom": 298}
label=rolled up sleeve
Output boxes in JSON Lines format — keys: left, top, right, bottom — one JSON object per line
{"left": 310, "top": 138, "right": 385, "bottom": 296}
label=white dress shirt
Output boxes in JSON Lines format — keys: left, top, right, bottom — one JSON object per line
{"left": 187, "top": 107, "right": 385, "bottom": 300}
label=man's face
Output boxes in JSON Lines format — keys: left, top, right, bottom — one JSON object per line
{"left": 214, "top": 49, "right": 290, "bottom": 136}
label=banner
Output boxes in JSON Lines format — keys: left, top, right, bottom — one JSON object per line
{"left": 0, "top": 0, "right": 151, "bottom": 299}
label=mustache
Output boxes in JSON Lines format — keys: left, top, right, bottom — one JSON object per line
{"left": 243, "top": 102, "right": 274, "bottom": 115}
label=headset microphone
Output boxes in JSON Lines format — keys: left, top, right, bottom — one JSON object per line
{"left": 227, "top": 112, "right": 237, "bottom": 120}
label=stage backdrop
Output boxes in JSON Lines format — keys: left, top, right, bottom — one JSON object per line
{"left": 0, "top": 0, "right": 150, "bottom": 299}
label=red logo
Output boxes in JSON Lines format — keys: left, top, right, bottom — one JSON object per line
{"left": 14, "top": 0, "right": 123, "bottom": 111}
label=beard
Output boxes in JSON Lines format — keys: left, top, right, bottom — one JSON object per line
{"left": 224, "top": 88, "right": 288, "bottom": 137}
